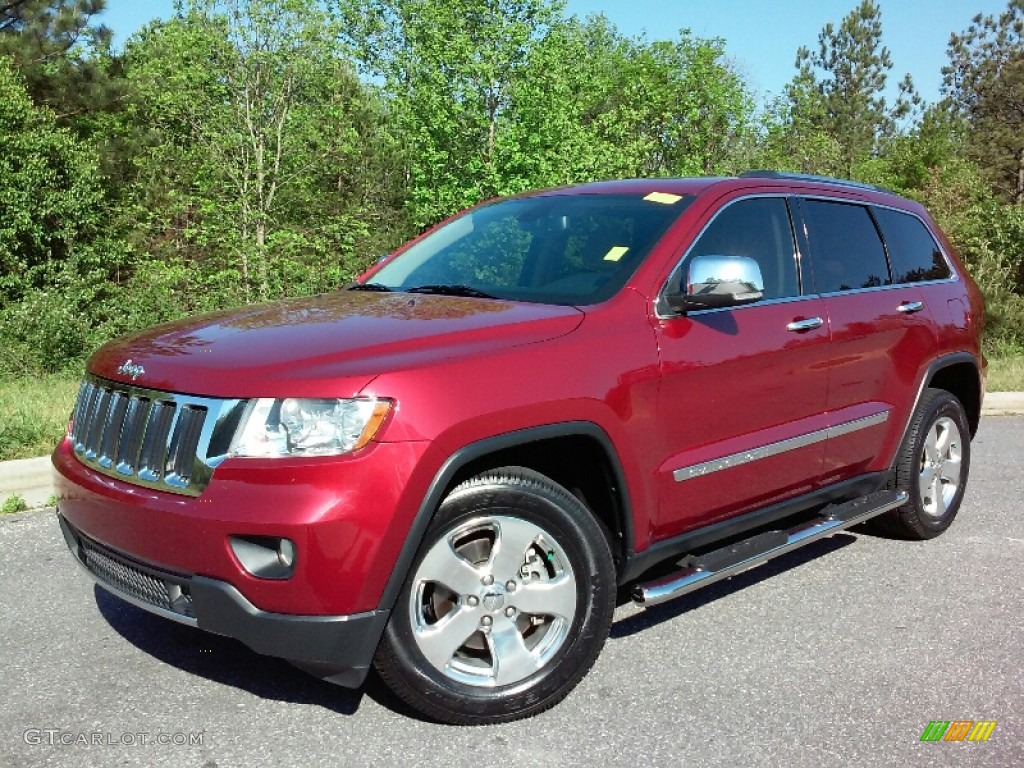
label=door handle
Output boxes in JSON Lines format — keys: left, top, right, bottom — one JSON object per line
{"left": 898, "top": 301, "right": 924, "bottom": 314}
{"left": 787, "top": 317, "right": 824, "bottom": 332}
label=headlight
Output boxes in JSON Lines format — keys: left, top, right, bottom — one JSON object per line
{"left": 230, "top": 398, "right": 391, "bottom": 458}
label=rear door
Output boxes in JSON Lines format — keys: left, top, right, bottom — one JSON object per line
{"left": 652, "top": 194, "right": 832, "bottom": 539}
{"left": 796, "top": 197, "right": 939, "bottom": 481}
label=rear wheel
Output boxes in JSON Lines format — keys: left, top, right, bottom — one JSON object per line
{"left": 876, "top": 388, "right": 971, "bottom": 539}
{"left": 374, "top": 466, "right": 615, "bottom": 724}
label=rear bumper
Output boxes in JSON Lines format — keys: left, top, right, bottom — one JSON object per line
{"left": 58, "top": 512, "right": 388, "bottom": 687}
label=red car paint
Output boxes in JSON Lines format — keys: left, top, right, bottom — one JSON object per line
{"left": 53, "top": 175, "right": 985, "bottom": 655}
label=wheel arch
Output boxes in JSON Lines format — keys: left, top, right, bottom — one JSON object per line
{"left": 923, "top": 352, "right": 984, "bottom": 437}
{"left": 377, "top": 422, "right": 635, "bottom": 612}
{"left": 887, "top": 352, "right": 982, "bottom": 480}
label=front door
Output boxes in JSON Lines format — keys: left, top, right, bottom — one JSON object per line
{"left": 652, "top": 195, "right": 833, "bottom": 539}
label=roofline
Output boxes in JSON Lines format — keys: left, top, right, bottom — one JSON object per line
{"left": 738, "top": 170, "right": 895, "bottom": 194}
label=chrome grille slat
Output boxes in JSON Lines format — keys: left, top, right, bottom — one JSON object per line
{"left": 98, "top": 391, "right": 128, "bottom": 468}
{"left": 70, "top": 381, "right": 91, "bottom": 444}
{"left": 84, "top": 389, "right": 112, "bottom": 459}
{"left": 67, "top": 374, "right": 243, "bottom": 496}
{"left": 139, "top": 402, "right": 174, "bottom": 480}
{"left": 116, "top": 397, "right": 149, "bottom": 474}
{"left": 166, "top": 406, "right": 207, "bottom": 483}
{"left": 74, "top": 383, "right": 100, "bottom": 451}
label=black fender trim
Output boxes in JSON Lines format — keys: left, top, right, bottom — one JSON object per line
{"left": 377, "top": 421, "right": 636, "bottom": 612}
{"left": 898, "top": 352, "right": 983, "bottom": 450}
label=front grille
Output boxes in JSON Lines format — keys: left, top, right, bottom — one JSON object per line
{"left": 77, "top": 532, "right": 194, "bottom": 619}
{"left": 68, "top": 376, "right": 243, "bottom": 496}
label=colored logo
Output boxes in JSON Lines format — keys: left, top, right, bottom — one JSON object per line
{"left": 920, "top": 721, "right": 997, "bottom": 742}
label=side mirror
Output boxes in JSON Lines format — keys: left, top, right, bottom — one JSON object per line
{"left": 664, "top": 254, "right": 765, "bottom": 314}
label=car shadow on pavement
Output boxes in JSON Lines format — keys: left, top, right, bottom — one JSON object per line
{"left": 93, "top": 586, "right": 416, "bottom": 718}
{"left": 610, "top": 533, "right": 857, "bottom": 638}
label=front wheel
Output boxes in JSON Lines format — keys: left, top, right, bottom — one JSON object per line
{"left": 374, "top": 467, "right": 615, "bottom": 724}
{"left": 876, "top": 388, "right": 972, "bottom": 540}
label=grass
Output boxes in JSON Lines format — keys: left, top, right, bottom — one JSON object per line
{"left": 1, "top": 494, "right": 28, "bottom": 514}
{"left": 987, "top": 355, "right": 1024, "bottom": 393}
{"left": 0, "top": 375, "right": 79, "bottom": 461}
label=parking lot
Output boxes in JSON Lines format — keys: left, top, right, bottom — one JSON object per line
{"left": 1, "top": 417, "right": 1020, "bottom": 768}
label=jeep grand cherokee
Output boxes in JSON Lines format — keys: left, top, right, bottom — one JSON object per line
{"left": 53, "top": 171, "right": 985, "bottom": 724}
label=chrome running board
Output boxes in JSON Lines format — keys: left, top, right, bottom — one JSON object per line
{"left": 632, "top": 490, "right": 908, "bottom": 607}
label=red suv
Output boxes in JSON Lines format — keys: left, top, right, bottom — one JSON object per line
{"left": 53, "top": 172, "right": 985, "bottom": 724}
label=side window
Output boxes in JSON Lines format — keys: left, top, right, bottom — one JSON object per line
{"left": 802, "top": 200, "right": 891, "bottom": 293}
{"left": 872, "top": 207, "right": 952, "bottom": 283}
{"left": 686, "top": 197, "right": 799, "bottom": 300}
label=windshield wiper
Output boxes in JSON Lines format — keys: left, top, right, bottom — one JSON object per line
{"left": 347, "top": 282, "right": 393, "bottom": 292}
{"left": 405, "top": 284, "right": 499, "bottom": 299}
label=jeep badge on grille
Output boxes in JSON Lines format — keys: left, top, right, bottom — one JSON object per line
{"left": 117, "top": 359, "right": 145, "bottom": 381}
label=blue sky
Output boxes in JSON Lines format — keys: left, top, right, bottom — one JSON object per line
{"left": 98, "top": 0, "right": 1008, "bottom": 104}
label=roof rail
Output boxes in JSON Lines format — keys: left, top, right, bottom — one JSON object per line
{"left": 739, "top": 170, "right": 894, "bottom": 194}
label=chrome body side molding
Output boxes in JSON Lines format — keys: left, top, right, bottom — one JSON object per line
{"left": 672, "top": 410, "right": 889, "bottom": 482}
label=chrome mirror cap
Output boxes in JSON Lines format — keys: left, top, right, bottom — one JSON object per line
{"left": 688, "top": 254, "right": 765, "bottom": 300}
{"left": 664, "top": 254, "right": 765, "bottom": 313}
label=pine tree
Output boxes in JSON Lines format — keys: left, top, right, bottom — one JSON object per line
{"left": 0, "top": 0, "right": 121, "bottom": 123}
{"left": 943, "top": 1, "right": 1024, "bottom": 204}
{"left": 789, "top": 0, "right": 917, "bottom": 176}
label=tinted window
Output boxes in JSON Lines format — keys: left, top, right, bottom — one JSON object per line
{"left": 872, "top": 207, "right": 951, "bottom": 283}
{"left": 686, "top": 197, "right": 799, "bottom": 300}
{"left": 371, "top": 194, "right": 690, "bottom": 305}
{"left": 802, "top": 200, "right": 891, "bottom": 293}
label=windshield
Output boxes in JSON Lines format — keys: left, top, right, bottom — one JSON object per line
{"left": 365, "top": 193, "right": 693, "bottom": 305}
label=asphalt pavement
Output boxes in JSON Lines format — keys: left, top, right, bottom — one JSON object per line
{"left": 0, "top": 417, "right": 1021, "bottom": 768}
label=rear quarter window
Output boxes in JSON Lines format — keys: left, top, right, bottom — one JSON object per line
{"left": 872, "top": 207, "right": 952, "bottom": 283}
{"left": 801, "top": 199, "right": 891, "bottom": 293}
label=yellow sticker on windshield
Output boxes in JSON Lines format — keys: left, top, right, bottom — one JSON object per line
{"left": 604, "top": 246, "right": 630, "bottom": 262}
{"left": 644, "top": 192, "right": 683, "bottom": 205}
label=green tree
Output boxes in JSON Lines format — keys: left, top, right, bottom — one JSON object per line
{"left": 0, "top": 0, "right": 121, "bottom": 123}
{"left": 501, "top": 13, "right": 636, "bottom": 187}
{"left": 0, "top": 55, "right": 108, "bottom": 375}
{"left": 790, "top": 0, "right": 917, "bottom": 175}
{"left": 943, "top": 0, "right": 1024, "bottom": 203}
{"left": 522, "top": 17, "right": 751, "bottom": 180}
{"left": 0, "top": 56, "right": 101, "bottom": 303}
{"left": 606, "top": 31, "right": 751, "bottom": 177}
{"left": 341, "top": 0, "right": 561, "bottom": 227}
{"left": 196, "top": 0, "right": 346, "bottom": 299}
{"left": 120, "top": 0, "right": 389, "bottom": 303}
{"left": 852, "top": 105, "right": 965, "bottom": 193}
{"left": 756, "top": 78, "right": 844, "bottom": 176}
{"left": 342, "top": 2, "right": 751, "bottom": 225}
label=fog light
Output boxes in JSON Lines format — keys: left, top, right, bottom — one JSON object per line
{"left": 229, "top": 535, "right": 297, "bottom": 580}
{"left": 277, "top": 538, "right": 295, "bottom": 569}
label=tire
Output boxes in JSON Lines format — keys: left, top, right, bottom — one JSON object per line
{"left": 373, "top": 466, "right": 616, "bottom": 724}
{"left": 875, "top": 388, "right": 971, "bottom": 540}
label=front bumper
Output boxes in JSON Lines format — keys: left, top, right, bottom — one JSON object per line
{"left": 51, "top": 436, "right": 432, "bottom": 615}
{"left": 58, "top": 513, "right": 388, "bottom": 687}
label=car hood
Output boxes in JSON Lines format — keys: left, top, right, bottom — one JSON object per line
{"left": 88, "top": 291, "right": 584, "bottom": 397}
